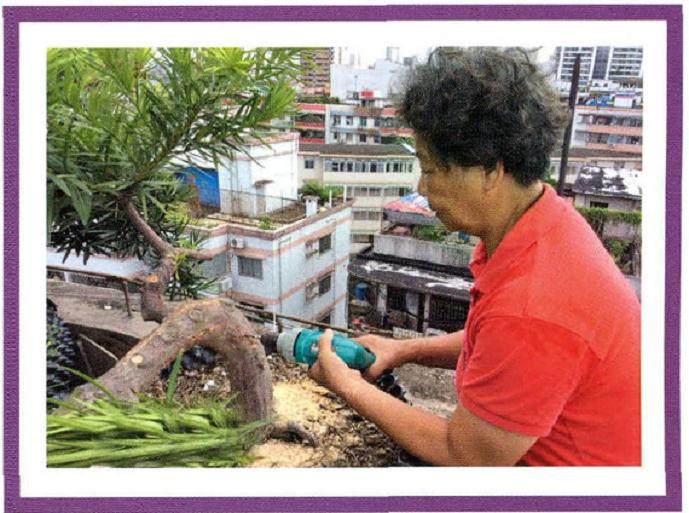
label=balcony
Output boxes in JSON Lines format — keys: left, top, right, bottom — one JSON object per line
{"left": 300, "top": 137, "right": 325, "bottom": 144}
{"left": 580, "top": 124, "right": 642, "bottom": 137}
{"left": 585, "top": 142, "right": 642, "bottom": 154}
{"left": 295, "top": 121, "right": 325, "bottom": 130}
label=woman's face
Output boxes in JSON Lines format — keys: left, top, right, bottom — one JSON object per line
{"left": 415, "top": 138, "right": 489, "bottom": 236}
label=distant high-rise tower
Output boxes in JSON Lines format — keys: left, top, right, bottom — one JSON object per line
{"left": 555, "top": 46, "right": 643, "bottom": 85}
{"left": 385, "top": 47, "right": 400, "bottom": 63}
{"left": 299, "top": 48, "right": 334, "bottom": 96}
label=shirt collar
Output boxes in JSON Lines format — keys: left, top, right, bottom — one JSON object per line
{"left": 469, "top": 184, "right": 566, "bottom": 294}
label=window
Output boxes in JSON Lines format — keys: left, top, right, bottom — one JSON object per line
{"left": 351, "top": 233, "right": 374, "bottom": 244}
{"left": 304, "top": 159, "right": 314, "bottom": 169}
{"left": 386, "top": 286, "right": 406, "bottom": 311}
{"left": 428, "top": 296, "right": 469, "bottom": 332}
{"left": 359, "top": 134, "right": 367, "bottom": 143}
{"left": 353, "top": 210, "right": 368, "bottom": 221}
{"left": 346, "top": 161, "right": 354, "bottom": 172}
{"left": 332, "top": 115, "right": 341, "bottom": 126}
{"left": 318, "top": 274, "right": 332, "bottom": 295}
{"left": 590, "top": 201, "right": 609, "bottom": 209}
{"left": 359, "top": 117, "right": 367, "bottom": 126}
{"left": 238, "top": 257, "right": 263, "bottom": 279}
{"left": 374, "top": 117, "right": 381, "bottom": 127}
{"left": 370, "top": 161, "right": 377, "bottom": 172}
{"left": 368, "top": 186, "right": 382, "bottom": 197}
{"left": 352, "top": 186, "right": 368, "bottom": 197}
{"left": 346, "top": 116, "right": 354, "bottom": 126}
{"left": 319, "top": 234, "right": 332, "bottom": 253}
{"left": 393, "top": 162, "right": 400, "bottom": 172}
{"left": 331, "top": 161, "right": 339, "bottom": 172}
{"left": 333, "top": 131, "right": 339, "bottom": 140}
{"left": 374, "top": 135, "right": 381, "bottom": 143}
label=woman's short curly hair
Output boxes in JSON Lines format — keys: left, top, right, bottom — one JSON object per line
{"left": 399, "top": 47, "right": 566, "bottom": 186}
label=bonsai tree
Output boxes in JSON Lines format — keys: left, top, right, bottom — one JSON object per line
{"left": 48, "top": 47, "right": 301, "bottom": 423}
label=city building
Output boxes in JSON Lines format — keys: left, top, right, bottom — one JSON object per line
{"left": 570, "top": 103, "right": 643, "bottom": 155}
{"left": 293, "top": 100, "right": 413, "bottom": 146}
{"left": 297, "top": 143, "right": 420, "bottom": 252}
{"left": 348, "top": 194, "right": 474, "bottom": 335}
{"left": 330, "top": 53, "right": 408, "bottom": 100}
{"left": 548, "top": 147, "right": 642, "bottom": 186}
{"left": 554, "top": 46, "right": 643, "bottom": 86}
{"left": 185, "top": 132, "right": 351, "bottom": 326}
{"left": 298, "top": 48, "right": 333, "bottom": 96}
{"left": 571, "top": 166, "right": 641, "bottom": 213}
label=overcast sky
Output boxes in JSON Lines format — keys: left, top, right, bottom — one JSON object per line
{"left": 340, "top": 46, "right": 555, "bottom": 68}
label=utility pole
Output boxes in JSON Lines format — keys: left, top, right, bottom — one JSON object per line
{"left": 558, "top": 54, "right": 581, "bottom": 196}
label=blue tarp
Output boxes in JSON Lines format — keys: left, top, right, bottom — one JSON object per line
{"left": 181, "top": 167, "right": 220, "bottom": 207}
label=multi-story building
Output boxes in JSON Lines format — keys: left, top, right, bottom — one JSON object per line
{"left": 570, "top": 104, "right": 643, "bottom": 155}
{"left": 298, "top": 48, "right": 333, "bottom": 96}
{"left": 554, "top": 46, "right": 643, "bottom": 86}
{"left": 193, "top": 197, "right": 352, "bottom": 327}
{"left": 548, "top": 147, "right": 642, "bottom": 187}
{"left": 348, "top": 195, "right": 474, "bottom": 335}
{"left": 293, "top": 100, "right": 413, "bottom": 146}
{"left": 297, "top": 143, "right": 419, "bottom": 253}
{"left": 183, "top": 132, "right": 353, "bottom": 327}
{"left": 571, "top": 166, "right": 641, "bottom": 212}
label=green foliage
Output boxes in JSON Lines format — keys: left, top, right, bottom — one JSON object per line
{"left": 412, "top": 224, "right": 448, "bottom": 242}
{"left": 258, "top": 216, "right": 273, "bottom": 230}
{"left": 47, "top": 367, "right": 263, "bottom": 467}
{"left": 300, "top": 180, "right": 344, "bottom": 203}
{"left": 297, "top": 95, "right": 341, "bottom": 104}
{"left": 47, "top": 47, "right": 301, "bottom": 264}
{"left": 159, "top": 222, "right": 217, "bottom": 300}
{"left": 576, "top": 206, "right": 641, "bottom": 237}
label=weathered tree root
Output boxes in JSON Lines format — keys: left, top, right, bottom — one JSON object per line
{"left": 69, "top": 298, "right": 273, "bottom": 428}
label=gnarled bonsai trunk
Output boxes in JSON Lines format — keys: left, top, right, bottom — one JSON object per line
{"left": 69, "top": 298, "right": 272, "bottom": 424}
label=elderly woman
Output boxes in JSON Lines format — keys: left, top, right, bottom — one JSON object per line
{"left": 309, "top": 48, "right": 640, "bottom": 466}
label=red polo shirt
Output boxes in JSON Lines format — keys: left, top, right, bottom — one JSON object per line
{"left": 456, "top": 184, "right": 641, "bottom": 466}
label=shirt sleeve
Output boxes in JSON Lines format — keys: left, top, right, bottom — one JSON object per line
{"left": 458, "top": 316, "right": 590, "bottom": 437}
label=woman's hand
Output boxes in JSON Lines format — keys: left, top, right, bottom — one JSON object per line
{"left": 308, "top": 330, "right": 364, "bottom": 396}
{"left": 354, "top": 334, "right": 409, "bottom": 381}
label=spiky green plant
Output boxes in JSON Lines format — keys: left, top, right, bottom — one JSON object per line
{"left": 47, "top": 352, "right": 265, "bottom": 468}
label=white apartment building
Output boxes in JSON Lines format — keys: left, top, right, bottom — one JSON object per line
{"left": 570, "top": 104, "right": 642, "bottom": 155}
{"left": 192, "top": 132, "right": 352, "bottom": 326}
{"left": 554, "top": 46, "right": 643, "bottom": 86}
{"left": 194, "top": 199, "right": 352, "bottom": 327}
{"left": 294, "top": 101, "right": 413, "bottom": 145}
{"left": 297, "top": 143, "right": 420, "bottom": 253}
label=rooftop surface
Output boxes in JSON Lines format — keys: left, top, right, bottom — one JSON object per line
{"left": 384, "top": 192, "right": 434, "bottom": 217}
{"left": 572, "top": 166, "right": 642, "bottom": 199}
{"left": 299, "top": 143, "right": 415, "bottom": 157}
{"left": 349, "top": 258, "right": 473, "bottom": 301}
{"left": 554, "top": 147, "right": 642, "bottom": 159}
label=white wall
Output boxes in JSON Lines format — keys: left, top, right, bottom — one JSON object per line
{"left": 46, "top": 248, "right": 151, "bottom": 278}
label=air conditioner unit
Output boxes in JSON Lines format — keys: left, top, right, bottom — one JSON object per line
{"left": 229, "top": 237, "right": 245, "bottom": 249}
{"left": 219, "top": 277, "right": 233, "bottom": 292}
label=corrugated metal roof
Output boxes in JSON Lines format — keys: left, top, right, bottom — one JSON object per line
{"left": 383, "top": 192, "right": 435, "bottom": 217}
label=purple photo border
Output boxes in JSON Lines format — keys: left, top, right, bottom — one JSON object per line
{"left": 3, "top": 4, "right": 682, "bottom": 512}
